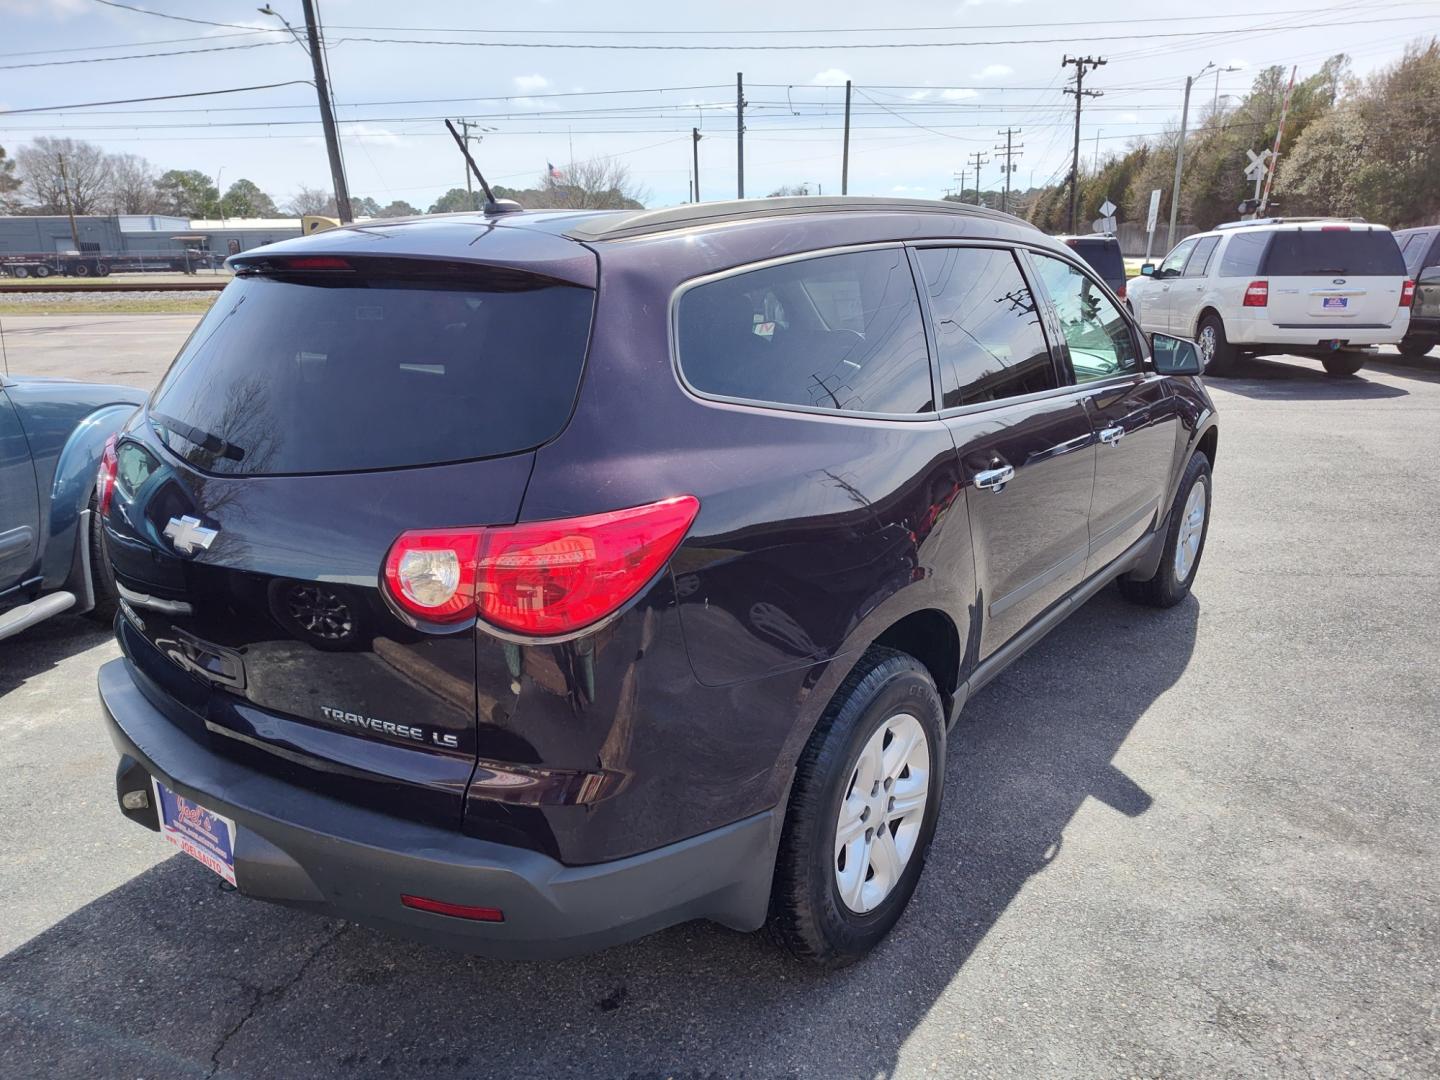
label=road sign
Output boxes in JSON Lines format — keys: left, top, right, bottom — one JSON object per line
{"left": 1243, "top": 148, "right": 1273, "bottom": 181}
{"left": 1098, "top": 198, "right": 1117, "bottom": 219}
{"left": 1145, "top": 189, "right": 1161, "bottom": 232}
{"left": 1144, "top": 188, "right": 1162, "bottom": 260}
{"left": 1092, "top": 216, "right": 1117, "bottom": 234}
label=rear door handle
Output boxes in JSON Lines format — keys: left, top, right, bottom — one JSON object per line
{"left": 974, "top": 465, "right": 1016, "bottom": 493}
{"left": 1098, "top": 426, "right": 1126, "bottom": 446}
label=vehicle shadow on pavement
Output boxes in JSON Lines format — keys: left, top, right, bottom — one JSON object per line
{"left": 0, "top": 613, "right": 115, "bottom": 697}
{"left": 1208, "top": 356, "right": 1409, "bottom": 400}
{"left": 1365, "top": 355, "right": 1440, "bottom": 383}
{"left": 0, "top": 589, "right": 1198, "bottom": 1080}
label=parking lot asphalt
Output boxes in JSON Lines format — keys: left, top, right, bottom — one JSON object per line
{"left": 1, "top": 315, "right": 1437, "bottom": 1079}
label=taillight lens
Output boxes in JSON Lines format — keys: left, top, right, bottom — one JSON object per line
{"left": 1401, "top": 279, "right": 1415, "bottom": 307}
{"left": 1243, "top": 280, "right": 1269, "bottom": 307}
{"left": 1115, "top": 281, "right": 1126, "bottom": 300}
{"left": 96, "top": 435, "right": 119, "bottom": 515}
{"left": 383, "top": 495, "right": 700, "bottom": 636}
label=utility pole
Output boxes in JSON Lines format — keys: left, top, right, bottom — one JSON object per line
{"left": 692, "top": 127, "right": 702, "bottom": 203}
{"left": 994, "top": 128, "right": 1023, "bottom": 214}
{"left": 967, "top": 151, "right": 989, "bottom": 206}
{"left": 459, "top": 119, "right": 473, "bottom": 199}
{"left": 841, "top": 79, "right": 852, "bottom": 195}
{"left": 736, "top": 72, "right": 745, "bottom": 199}
{"left": 1062, "top": 55, "right": 1106, "bottom": 233}
{"left": 954, "top": 169, "right": 965, "bottom": 204}
{"left": 57, "top": 153, "right": 80, "bottom": 251}
{"left": 299, "top": 0, "right": 352, "bottom": 223}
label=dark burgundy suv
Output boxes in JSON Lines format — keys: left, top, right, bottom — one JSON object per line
{"left": 98, "top": 197, "right": 1217, "bottom": 966}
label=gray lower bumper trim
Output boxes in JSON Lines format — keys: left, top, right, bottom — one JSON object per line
{"left": 98, "top": 658, "right": 781, "bottom": 959}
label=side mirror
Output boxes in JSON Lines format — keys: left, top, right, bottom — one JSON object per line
{"left": 1418, "top": 265, "right": 1440, "bottom": 285}
{"left": 1140, "top": 263, "right": 1156, "bottom": 277}
{"left": 1152, "top": 333, "right": 1204, "bottom": 376}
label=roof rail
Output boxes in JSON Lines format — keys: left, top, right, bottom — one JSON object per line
{"left": 1214, "top": 216, "right": 1370, "bottom": 230}
{"left": 563, "top": 195, "right": 1035, "bottom": 242}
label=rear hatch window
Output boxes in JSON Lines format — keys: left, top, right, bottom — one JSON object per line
{"left": 1260, "top": 230, "right": 1405, "bottom": 277}
{"left": 150, "top": 268, "right": 594, "bottom": 475}
{"left": 1067, "top": 239, "right": 1125, "bottom": 286}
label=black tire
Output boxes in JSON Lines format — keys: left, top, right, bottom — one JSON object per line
{"left": 72, "top": 262, "right": 90, "bottom": 277}
{"left": 33, "top": 263, "right": 51, "bottom": 278}
{"left": 1398, "top": 337, "right": 1435, "bottom": 360}
{"left": 767, "top": 647, "right": 946, "bottom": 968}
{"left": 1196, "top": 312, "right": 1235, "bottom": 376}
{"left": 96, "top": 262, "right": 111, "bottom": 277}
{"left": 1119, "top": 451, "right": 1212, "bottom": 609}
{"left": 12, "top": 265, "right": 29, "bottom": 279}
{"left": 85, "top": 495, "right": 119, "bottom": 624}
{"left": 1321, "top": 351, "right": 1365, "bottom": 377}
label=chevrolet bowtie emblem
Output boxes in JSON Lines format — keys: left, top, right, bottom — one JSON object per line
{"left": 163, "top": 515, "right": 219, "bottom": 555}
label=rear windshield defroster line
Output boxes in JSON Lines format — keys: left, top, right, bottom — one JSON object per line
{"left": 148, "top": 272, "right": 595, "bottom": 476}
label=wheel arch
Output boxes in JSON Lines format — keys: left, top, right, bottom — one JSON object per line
{"left": 40, "top": 403, "right": 138, "bottom": 589}
{"left": 1195, "top": 305, "right": 1225, "bottom": 337}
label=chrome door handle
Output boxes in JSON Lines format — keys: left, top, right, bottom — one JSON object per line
{"left": 1098, "top": 426, "right": 1126, "bottom": 446}
{"left": 974, "top": 465, "right": 1015, "bottom": 493}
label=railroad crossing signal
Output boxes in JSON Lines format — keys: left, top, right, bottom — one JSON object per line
{"left": 1243, "top": 148, "right": 1273, "bottom": 181}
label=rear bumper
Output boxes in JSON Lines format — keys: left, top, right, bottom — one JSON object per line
{"left": 1227, "top": 313, "right": 1408, "bottom": 347}
{"left": 98, "top": 657, "right": 781, "bottom": 959}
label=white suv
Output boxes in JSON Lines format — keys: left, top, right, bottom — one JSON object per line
{"left": 1126, "top": 218, "right": 1414, "bottom": 377}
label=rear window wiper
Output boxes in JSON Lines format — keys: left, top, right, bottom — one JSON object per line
{"left": 150, "top": 411, "right": 246, "bottom": 463}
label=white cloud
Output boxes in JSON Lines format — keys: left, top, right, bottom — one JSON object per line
{"left": 974, "top": 64, "right": 1013, "bottom": 79}
{"left": 811, "top": 68, "right": 853, "bottom": 87}
{"left": 513, "top": 74, "right": 550, "bottom": 93}
{"left": 347, "top": 125, "right": 401, "bottom": 146}
{"left": 940, "top": 88, "right": 979, "bottom": 101}
{"left": 1118, "top": 112, "right": 1140, "bottom": 123}
{"left": 961, "top": 0, "right": 1025, "bottom": 7}
{"left": 509, "top": 97, "right": 558, "bottom": 111}
{"left": 906, "top": 90, "right": 933, "bottom": 101}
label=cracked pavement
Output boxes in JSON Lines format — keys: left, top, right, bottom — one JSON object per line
{"left": 0, "top": 317, "right": 1437, "bottom": 1078}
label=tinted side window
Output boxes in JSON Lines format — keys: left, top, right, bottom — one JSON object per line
{"left": 1031, "top": 253, "right": 1140, "bottom": 383}
{"left": 1218, "top": 231, "right": 1270, "bottom": 277}
{"left": 677, "top": 248, "right": 933, "bottom": 415}
{"left": 916, "top": 247, "right": 1056, "bottom": 408}
{"left": 1184, "top": 235, "right": 1221, "bottom": 277}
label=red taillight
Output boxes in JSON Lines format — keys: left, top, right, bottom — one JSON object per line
{"left": 1401, "top": 279, "right": 1415, "bottom": 307}
{"left": 96, "top": 435, "right": 118, "bottom": 515}
{"left": 1320, "top": 225, "right": 1351, "bottom": 232}
{"left": 1243, "top": 280, "right": 1269, "bottom": 307}
{"left": 383, "top": 495, "right": 700, "bottom": 636}
{"left": 1115, "top": 281, "right": 1126, "bottom": 300}
{"left": 281, "top": 256, "right": 352, "bottom": 271}
{"left": 401, "top": 895, "right": 504, "bottom": 922}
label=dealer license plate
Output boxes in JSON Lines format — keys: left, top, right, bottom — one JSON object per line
{"left": 152, "top": 779, "right": 237, "bottom": 885}
{"left": 1323, "top": 296, "right": 1348, "bottom": 309}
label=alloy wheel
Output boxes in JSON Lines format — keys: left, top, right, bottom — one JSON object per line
{"left": 834, "top": 712, "right": 930, "bottom": 914}
{"left": 1174, "top": 480, "right": 1207, "bottom": 582}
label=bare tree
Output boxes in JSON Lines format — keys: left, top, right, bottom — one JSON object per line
{"left": 285, "top": 185, "right": 334, "bottom": 216}
{"left": 16, "top": 137, "right": 113, "bottom": 214}
{"left": 536, "top": 158, "right": 648, "bottom": 209}
{"left": 107, "top": 153, "right": 159, "bottom": 213}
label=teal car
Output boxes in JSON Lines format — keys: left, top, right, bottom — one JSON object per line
{"left": 1, "top": 373, "right": 144, "bottom": 640}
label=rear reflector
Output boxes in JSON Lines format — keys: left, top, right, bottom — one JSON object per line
{"left": 383, "top": 495, "right": 701, "bottom": 636}
{"left": 401, "top": 894, "right": 504, "bottom": 922}
{"left": 1401, "top": 279, "right": 1415, "bottom": 307}
{"left": 1243, "top": 280, "right": 1269, "bottom": 307}
{"left": 97, "top": 435, "right": 119, "bottom": 516}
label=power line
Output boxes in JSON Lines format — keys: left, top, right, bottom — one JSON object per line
{"left": 0, "top": 40, "right": 287, "bottom": 71}
{"left": 88, "top": 0, "right": 265, "bottom": 31}
{"left": 0, "top": 81, "right": 313, "bottom": 117}
{"left": 0, "top": 29, "right": 280, "bottom": 60}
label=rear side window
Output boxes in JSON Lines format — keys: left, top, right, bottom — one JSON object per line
{"left": 1184, "top": 236, "right": 1221, "bottom": 277}
{"left": 149, "top": 272, "right": 594, "bottom": 475}
{"left": 916, "top": 247, "right": 1055, "bottom": 408}
{"left": 1261, "top": 230, "right": 1406, "bottom": 277}
{"left": 1399, "top": 232, "right": 1435, "bottom": 277}
{"left": 1218, "top": 231, "right": 1269, "bottom": 277}
{"left": 677, "top": 248, "right": 933, "bottom": 415}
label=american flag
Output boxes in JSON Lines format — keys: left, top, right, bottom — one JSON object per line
{"left": 548, "top": 161, "right": 564, "bottom": 180}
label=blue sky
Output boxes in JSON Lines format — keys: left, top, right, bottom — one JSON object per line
{"left": 1, "top": 0, "right": 1434, "bottom": 212}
